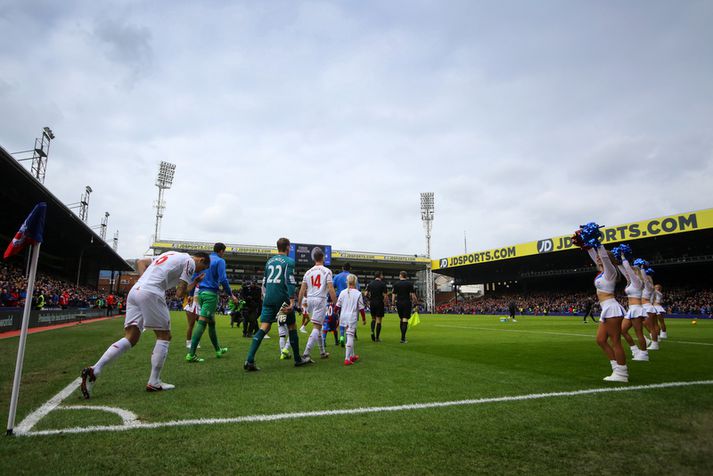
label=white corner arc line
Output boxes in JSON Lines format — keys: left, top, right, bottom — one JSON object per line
{"left": 21, "top": 380, "right": 713, "bottom": 437}
{"left": 14, "top": 377, "right": 81, "bottom": 435}
{"left": 60, "top": 405, "right": 139, "bottom": 426}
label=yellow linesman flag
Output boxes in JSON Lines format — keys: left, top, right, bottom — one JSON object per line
{"left": 410, "top": 310, "right": 421, "bottom": 327}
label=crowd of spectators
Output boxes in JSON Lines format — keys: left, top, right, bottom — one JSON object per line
{"left": 437, "top": 288, "right": 713, "bottom": 317}
{"left": 0, "top": 262, "right": 120, "bottom": 311}
{"left": 4, "top": 259, "right": 712, "bottom": 318}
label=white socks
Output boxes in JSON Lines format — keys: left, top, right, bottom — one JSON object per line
{"left": 93, "top": 337, "right": 132, "bottom": 377}
{"left": 317, "top": 328, "right": 326, "bottom": 354}
{"left": 345, "top": 333, "right": 355, "bottom": 360}
{"left": 148, "top": 340, "right": 170, "bottom": 386}
{"left": 304, "top": 329, "right": 320, "bottom": 356}
{"left": 604, "top": 363, "right": 629, "bottom": 382}
{"left": 278, "top": 324, "right": 289, "bottom": 351}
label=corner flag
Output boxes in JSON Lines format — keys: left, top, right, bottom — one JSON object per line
{"left": 3, "top": 202, "right": 46, "bottom": 260}
{"left": 6, "top": 202, "right": 47, "bottom": 436}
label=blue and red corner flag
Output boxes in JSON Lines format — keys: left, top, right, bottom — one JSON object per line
{"left": 3, "top": 202, "right": 47, "bottom": 260}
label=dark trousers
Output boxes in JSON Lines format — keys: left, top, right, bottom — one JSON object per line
{"left": 230, "top": 311, "right": 242, "bottom": 327}
{"left": 243, "top": 307, "right": 259, "bottom": 336}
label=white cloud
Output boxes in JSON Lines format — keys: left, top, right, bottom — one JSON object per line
{"left": 1, "top": 0, "right": 712, "bottom": 260}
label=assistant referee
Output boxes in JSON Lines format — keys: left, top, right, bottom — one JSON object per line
{"left": 391, "top": 271, "right": 418, "bottom": 344}
{"left": 366, "top": 271, "right": 388, "bottom": 342}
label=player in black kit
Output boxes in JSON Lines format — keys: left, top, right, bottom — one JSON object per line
{"left": 508, "top": 301, "right": 518, "bottom": 322}
{"left": 391, "top": 271, "right": 418, "bottom": 344}
{"left": 582, "top": 298, "right": 597, "bottom": 323}
{"left": 366, "top": 271, "right": 389, "bottom": 342}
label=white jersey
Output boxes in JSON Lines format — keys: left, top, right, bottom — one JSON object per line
{"left": 133, "top": 252, "right": 195, "bottom": 298}
{"left": 302, "top": 265, "right": 333, "bottom": 300}
{"left": 336, "top": 288, "right": 364, "bottom": 322}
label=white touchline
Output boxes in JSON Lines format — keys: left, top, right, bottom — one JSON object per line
{"left": 17, "top": 380, "right": 713, "bottom": 437}
{"left": 437, "top": 324, "right": 713, "bottom": 346}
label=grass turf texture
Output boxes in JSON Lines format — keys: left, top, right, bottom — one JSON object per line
{"left": 1, "top": 313, "right": 712, "bottom": 475}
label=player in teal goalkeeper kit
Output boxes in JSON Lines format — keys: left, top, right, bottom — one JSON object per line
{"left": 244, "top": 238, "right": 311, "bottom": 370}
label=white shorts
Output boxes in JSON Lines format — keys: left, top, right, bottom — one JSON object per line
{"left": 306, "top": 297, "right": 327, "bottom": 325}
{"left": 599, "top": 298, "right": 625, "bottom": 320}
{"left": 183, "top": 299, "right": 200, "bottom": 314}
{"left": 625, "top": 304, "right": 645, "bottom": 319}
{"left": 124, "top": 288, "right": 171, "bottom": 332}
{"left": 642, "top": 303, "right": 656, "bottom": 315}
{"left": 654, "top": 305, "right": 665, "bottom": 314}
{"left": 342, "top": 315, "right": 358, "bottom": 333}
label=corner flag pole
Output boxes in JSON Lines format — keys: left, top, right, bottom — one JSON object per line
{"left": 6, "top": 243, "right": 42, "bottom": 436}
{"left": 4, "top": 201, "right": 47, "bottom": 436}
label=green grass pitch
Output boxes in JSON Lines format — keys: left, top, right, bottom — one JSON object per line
{"left": 1, "top": 313, "right": 712, "bottom": 475}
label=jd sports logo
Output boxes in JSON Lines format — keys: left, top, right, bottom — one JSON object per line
{"left": 439, "top": 258, "right": 449, "bottom": 269}
{"left": 537, "top": 239, "right": 554, "bottom": 253}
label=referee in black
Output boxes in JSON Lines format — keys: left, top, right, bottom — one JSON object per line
{"left": 366, "top": 271, "right": 388, "bottom": 342}
{"left": 391, "top": 271, "right": 418, "bottom": 344}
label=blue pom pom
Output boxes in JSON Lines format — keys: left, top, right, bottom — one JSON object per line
{"left": 580, "top": 222, "right": 603, "bottom": 247}
{"left": 611, "top": 245, "right": 621, "bottom": 260}
{"left": 618, "top": 243, "right": 633, "bottom": 262}
{"left": 645, "top": 267, "right": 655, "bottom": 276}
{"left": 633, "top": 258, "right": 647, "bottom": 268}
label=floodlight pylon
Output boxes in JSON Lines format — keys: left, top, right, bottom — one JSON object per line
{"left": 153, "top": 161, "right": 176, "bottom": 242}
{"left": 420, "top": 192, "right": 435, "bottom": 313}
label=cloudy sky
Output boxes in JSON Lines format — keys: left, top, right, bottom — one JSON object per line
{"left": 1, "top": 0, "right": 712, "bottom": 260}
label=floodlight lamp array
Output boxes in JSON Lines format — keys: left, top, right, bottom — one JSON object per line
{"left": 156, "top": 161, "right": 176, "bottom": 188}
{"left": 420, "top": 192, "right": 434, "bottom": 220}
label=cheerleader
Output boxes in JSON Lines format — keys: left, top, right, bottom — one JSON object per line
{"left": 616, "top": 247, "right": 648, "bottom": 362}
{"left": 639, "top": 263, "right": 660, "bottom": 350}
{"left": 574, "top": 225, "right": 628, "bottom": 382}
{"left": 653, "top": 284, "right": 667, "bottom": 339}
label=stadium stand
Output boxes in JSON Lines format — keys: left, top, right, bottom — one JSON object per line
{"left": 0, "top": 145, "right": 132, "bottom": 332}
{"left": 151, "top": 240, "right": 431, "bottom": 296}
{"left": 433, "top": 209, "right": 713, "bottom": 318}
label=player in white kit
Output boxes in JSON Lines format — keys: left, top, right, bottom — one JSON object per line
{"left": 80, "top": 251, "right": 210, "bottom": 398}
{"left": 335, "top": 274, "right": 366, "bottom": 365}
{"left": 299, "top": 296, "right": 309, "bottom": 334}
{"left": 297, "top": 248, "right": 337, "bottom": 360}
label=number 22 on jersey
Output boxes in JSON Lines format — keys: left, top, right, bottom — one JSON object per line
{"left": 266, "top": 265, "right": 282, "bottom": 284}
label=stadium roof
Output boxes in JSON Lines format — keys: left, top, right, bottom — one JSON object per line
{"left": 433, "top": 208, "right": 713, "bottom": 285}
{"left": 0, "top": 145, "right": 132, "bottom": 277}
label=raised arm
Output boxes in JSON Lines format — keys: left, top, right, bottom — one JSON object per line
{"left": 617, "top": 265, "right": 630, "bottom": 285}
{"left": 586, "top": 248, "right": 598, "bottom": 265}
{"left": 621, "top": 259, "right": 641, "bottom": 289}
{"left": 597, "top": 246, "right": 617, "bottom": 281}
{"left": 642, "top": 272, "right": 654, "bottom": 294}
